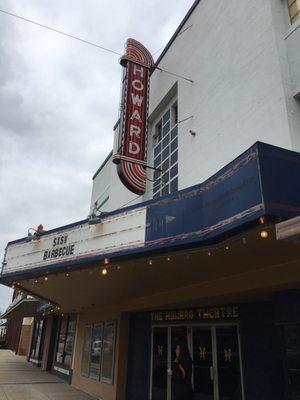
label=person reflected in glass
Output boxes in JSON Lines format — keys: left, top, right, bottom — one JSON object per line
{"left": 167, "top": 343, "right": 193, "bottom": 400}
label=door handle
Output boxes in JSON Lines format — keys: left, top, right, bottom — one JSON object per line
{"left": 210, "top": 366, "right": 214, "bottom": 381}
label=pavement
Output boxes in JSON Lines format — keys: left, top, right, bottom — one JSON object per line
{"left": 0, "top": 350, "right": 96, "bottom": 400}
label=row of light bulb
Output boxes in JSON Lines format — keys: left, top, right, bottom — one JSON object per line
{"left": 11, "top": 219, "right": 270, "bottom": 289}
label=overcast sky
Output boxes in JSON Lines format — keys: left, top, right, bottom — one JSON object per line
{"left": 0, "top": 0, "right": 195, "bottom": 312}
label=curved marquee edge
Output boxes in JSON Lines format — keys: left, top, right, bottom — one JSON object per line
{"left": 120, "top": 38, "right": 154, "bottom": 68}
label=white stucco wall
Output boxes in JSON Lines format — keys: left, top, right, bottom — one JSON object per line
{"left": 90, "top": 152, "right": 139, "bottom": 214}
{"left": 149, "top": 0, "right": 300, "bottom": 191}
{"left": 90, "top": 0, "right": 300, "bottom": 211}
{"left": 285, "top": 22, "right": 300, "bottom": 98}
{"left": 270, "top": 0, "right": 300, "bottom": 151}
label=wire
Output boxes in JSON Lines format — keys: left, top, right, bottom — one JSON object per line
{"left": 178, "top": 24, "right": 193, "bottom": 36}
{"left": 152, "top": 45, "right": 165, "bottom": 57}
{"left": 178, "top": 115, "right": 193, "bottom": 125}
{"left": 151, "top": 25, "right": 192, "bottom": 56}
{"left": 0, "top": 8, "right": 194, "bottom": 83}
{"left": 113, "top": 176, "right": 167, "bottom": 211}
{"left": 154, "top": 66, "right": 193, "bottom": 83}
{"left": 0, "top": 8, "right": 122, "bottom": 56}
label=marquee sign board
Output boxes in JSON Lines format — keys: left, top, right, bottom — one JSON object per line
{"left": 2, "top": 208, "right": 147, "bottom": 277}
{"left": 113, "top": 39, "right": 154, "bottom": 195}
{"left": 2, "top": 143, "right": 300, "bottom": 282}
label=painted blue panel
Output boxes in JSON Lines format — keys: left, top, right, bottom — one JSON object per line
{"left": 145, "top": 145, "right": 264, "bottom": 246}
{"left": 257, "top": 143, "right": 300, "bottom": 218}
{"left": 3, "top": 142, "right": 300, "bottom": 283}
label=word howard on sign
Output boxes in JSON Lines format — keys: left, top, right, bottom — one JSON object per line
{"left": 113, "top": 38, "right": 154, "bottom": 195}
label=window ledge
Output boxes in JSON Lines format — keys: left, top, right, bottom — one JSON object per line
{"left": 284, "top": 19, "right": 300, "bottom": 40}
{"left": 292, "top": 87, "right": 300, "bottom": 99}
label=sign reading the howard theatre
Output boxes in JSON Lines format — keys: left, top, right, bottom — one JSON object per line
{"left": 113, "top": 38, "right": 154, "bottom": 195}
{"left": 43, "top": 234, "right": 75, "bottom": 261}
{"left": 150, "top": 306, "right": 239, "bottom": 322}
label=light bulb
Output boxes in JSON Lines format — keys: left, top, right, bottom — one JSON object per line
{"left": 260, "top": 230, "right": 268, "bottom": 238}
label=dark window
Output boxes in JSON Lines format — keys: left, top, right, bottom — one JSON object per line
{"left": 172, "top": 102, "right": 178, "bottom": 126}
{"left": 162, "top": 172, "right": 169, "bottom": 186}
{"left": 170, "top": 137, "right": 178, "bottom": 153}
{"left": 281, "top": 324, "right": 300, "bottom": 397}
{"left": 56, "top": 318, "right": 67, "bottom": 364}
{"left": 90, "top": 324, "right": 104, "bottom": 380}
{"left": 64, "top": 318, "right": 76, "bottom": 367}
{"left": 101, "top": 321, "right": 117, "bottom": 384}
{"left": 162, "top": 134, "right": 170, "bottom": 149}
{"left": 162, "top": 109, "right": 170, "bottom": 125}
{"left": 155, "top": 122, "right": 162, "bottom": 142}
{"left": 153, "top": 182, "right": 161, "bottom": 194}
{"left": 152, "top": 101, "right": 178, "bottom": 199}
{"left": 162, "top": 121, "right": 170, "bottom": 137}
{"left": 81, "top": 321, "right": 116, "bottom": 384}
{"left": 54, "top": 315, "right": 76, "bottom": 369}
{"left": 170, "top": 163, "right": 178, "bottom": 179}
{"left": 154, "top": 155, "right": 161, "bottom": 168}
{"left": 81, "top": 325, "right": 92, "bottom": 377}
{"left": 154, "top": 144, "right": 161, "bottom": 158}
{"left": 170, "top": 177, "right": 178, "bottom": 193}
{"left": 171, "top": 125, "right": 178, "bottom": 140}
{"left": 154, "top": 170, "right": 160, "bottom": 182}
{"left": 162, "top": 146, "right": 169, "bottom": 161}
{"left": 30, "top": 319, "right": 45, "bottom": 360}
{"left": 171, "top": 150, "right": 178, "bottom": 165}
{"left": 162, "top": 185, "right": 169, "bottom": 196}
{"left": 162, "top": 159, "right": 169, "bottom": 173}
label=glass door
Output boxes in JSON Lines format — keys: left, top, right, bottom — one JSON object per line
{"left": 151, "top": 327, "right": 168, "bottom": 400}
{"left": 215, "top": 326, "right": 243, "bottom": 400}
{"left": 30, "top": 318, "right": 45, "bottom": 363}
{"left": 53, "top": 314, "right": 77, "bottom": 374}
{"left": 151, "top": 325, "right": 244, "bottom": 400}
{"left": 170, "top": 327, "right": 190, "bottom": 400}
{"left": 192, "top": 328, "right": 214, "bottom": 400}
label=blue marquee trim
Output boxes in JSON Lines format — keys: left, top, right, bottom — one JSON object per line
{"left": 3, "top": 141, "right": 300, "bottom": 283}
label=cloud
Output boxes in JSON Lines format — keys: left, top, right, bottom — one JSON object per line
{"left": 0, "top": 0, "right": 195, "bottom": 310}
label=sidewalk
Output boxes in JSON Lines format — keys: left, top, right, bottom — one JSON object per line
{"left": 0, "top": 350, "right": 96, "bottom": 400}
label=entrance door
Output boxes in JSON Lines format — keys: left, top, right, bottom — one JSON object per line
{"left": 151, "top": 327, "right": 168, "bottom": 400}
{"left": 192, "top": 328, "right": 214, "bottom": 400}
{"left": 151, "top": 325, "right": 243, "bottom": 400}
{"left": 215, "top": 326, "right": 243, "bottom": 400}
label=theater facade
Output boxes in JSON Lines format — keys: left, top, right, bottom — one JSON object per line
{"left": 1, "top": 1, "right": 300, "bottom": 400}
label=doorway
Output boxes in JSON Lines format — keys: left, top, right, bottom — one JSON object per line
{"left": 150, "top": 325, "right": 244, "bottom": 400}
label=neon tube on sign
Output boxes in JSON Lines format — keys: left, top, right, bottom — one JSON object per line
{"left": 113, "top": 39, "right": 154, "bottom": 195}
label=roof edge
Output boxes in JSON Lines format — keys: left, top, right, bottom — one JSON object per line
{"left": 0, "top": 298, "right": 38, "bottom": 319}
{"left": 92, "top": 150, "right": 113, "bottom": 181}
{"left": 153, "top": 0, "right": 201, "bottom": 69}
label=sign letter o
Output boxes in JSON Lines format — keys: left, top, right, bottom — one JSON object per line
{"left": 132, "top": 80, "right": 144, "bottom": 91}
